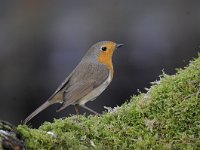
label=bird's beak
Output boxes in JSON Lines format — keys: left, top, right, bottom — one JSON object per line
{"left": 116, "top": 43, "right": 124, "bottom": 48}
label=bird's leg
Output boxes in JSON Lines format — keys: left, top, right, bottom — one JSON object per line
{"left": 73, "top": 104, "right": 81, "bottom": 122}
{"left": 74, "top": 104, "right": 79, "bottom": 115}
{"left": 80, "top": 105, "right": 101, "bottom": 116}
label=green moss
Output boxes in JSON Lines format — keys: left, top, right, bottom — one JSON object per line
{"left": 17, "top": 54, "right": 200, "bottom": 149}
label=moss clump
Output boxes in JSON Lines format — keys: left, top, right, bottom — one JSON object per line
{"left": 17, "top": 54, "right": 200, "bottom": 149}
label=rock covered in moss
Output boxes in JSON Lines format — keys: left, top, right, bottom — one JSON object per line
{"left": 18, "top": 54, "right": 200, "bottom": 149}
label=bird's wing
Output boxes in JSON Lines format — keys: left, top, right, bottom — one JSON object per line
{"left": 57, "top": 62, "right": 110, "bottom": 111}
{"left": 47, "top": 71, "right": 73, "bottom": 102}
{"left": 56, "top": 81, "right": 94, "bottom": 111}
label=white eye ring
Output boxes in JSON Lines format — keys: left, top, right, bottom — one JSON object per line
{"left": 101, "top": 46, "right": 107, "bottom": 51}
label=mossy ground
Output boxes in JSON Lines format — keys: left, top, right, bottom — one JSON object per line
{"left": 18, "top": 54, "right": 200, "bottom": 150}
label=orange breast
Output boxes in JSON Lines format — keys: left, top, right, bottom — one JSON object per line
{"left": 98, "top": 46, "right": 115, "bottom": 78}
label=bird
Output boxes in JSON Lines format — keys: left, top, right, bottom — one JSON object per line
{"left": 23, "top": 41, "right": 123, "bottom": 124}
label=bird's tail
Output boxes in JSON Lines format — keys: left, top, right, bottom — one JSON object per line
{"left": 23, "top": 100, "right": 53, "bottom": 124}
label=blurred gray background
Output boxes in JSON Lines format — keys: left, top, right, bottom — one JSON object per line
{"left": 0, "top": 0, "right": 199, "bottom": 127}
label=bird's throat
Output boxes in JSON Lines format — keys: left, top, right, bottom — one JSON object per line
{"left": 98, "top": 52, "right": 114, "bottom": 78}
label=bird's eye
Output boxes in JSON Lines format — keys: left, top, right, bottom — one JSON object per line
{"left": 101, "top": 46, "right": 107, "bottom": 51}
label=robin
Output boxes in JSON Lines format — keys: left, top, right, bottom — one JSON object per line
{"left": 24, "top": 41, "right": 123, "bottom": 124}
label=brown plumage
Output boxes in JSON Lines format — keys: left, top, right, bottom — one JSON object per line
{"left": 23, "top": 41, "right": 123, "bottom": 124}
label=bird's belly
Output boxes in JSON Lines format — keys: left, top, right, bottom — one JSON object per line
{"left": 78, "top": 71, "right": 112, "bottom": 105}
